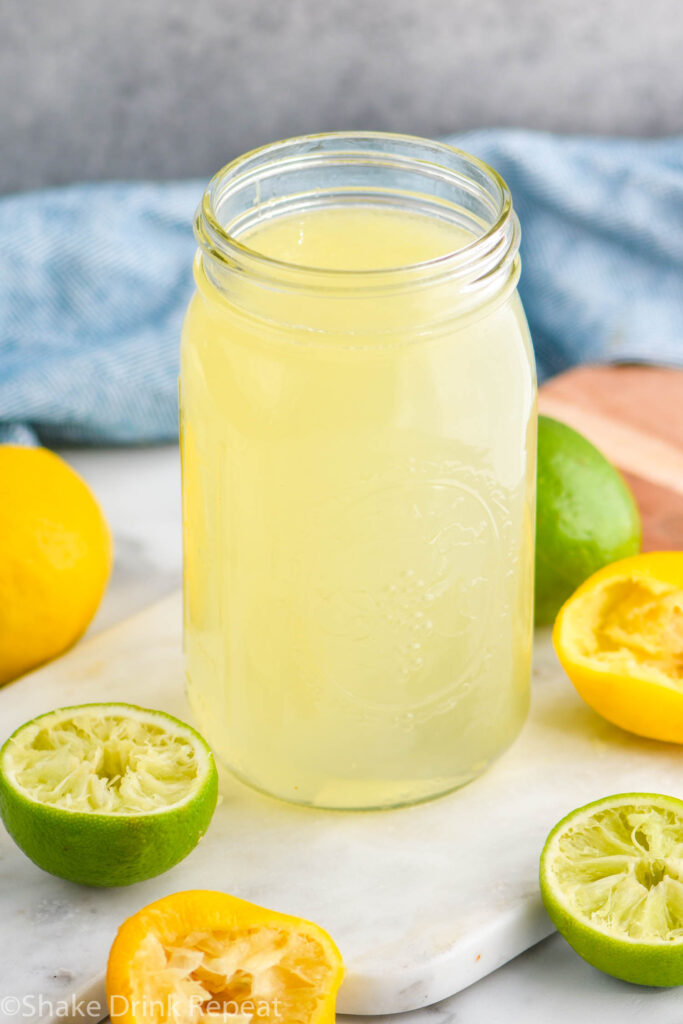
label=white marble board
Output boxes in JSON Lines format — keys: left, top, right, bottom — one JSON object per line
{"left": 0, "top": 592, "right": 681, "bottom": 1022}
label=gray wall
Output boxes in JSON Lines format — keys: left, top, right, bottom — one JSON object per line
{"left": 3, "top": 0, "right": 683, "bottom": 193}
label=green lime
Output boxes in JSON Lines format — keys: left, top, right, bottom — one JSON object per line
{"left": 535, "top": 415, "right": 641, "bottom": 625}
{"left": 0, "top": 703, "right": 218, "bottom": 887}
{"left": 540, "top": 793, "right": 683, "bottom": 986}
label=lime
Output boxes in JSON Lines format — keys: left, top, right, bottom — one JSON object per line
{"left": 535, "top": 415, "right": 641, "bottom": 626}
{"left": 540, "top": 793, "right": 683, "bottom": 986}
{"left": 0, "top": 703, "right": 218, "bottom": 887}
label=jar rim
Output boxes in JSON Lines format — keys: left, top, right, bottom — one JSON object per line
{"left": 195, "top": 130, "right": 520, "bottom": 295}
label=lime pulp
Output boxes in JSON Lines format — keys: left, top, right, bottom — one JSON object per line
{"left": 540, "top": 793, "right": 683, "bottom": 986}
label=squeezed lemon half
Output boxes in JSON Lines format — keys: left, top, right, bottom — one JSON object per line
{"left": 106, "top": 890, "right": 344, "bottom": 1024}
{"left": 553, "top": 552, "right": 683, "bottom": 743}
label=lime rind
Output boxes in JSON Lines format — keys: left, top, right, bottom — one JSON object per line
{"left": 0, "top": 703, "right": 219, "bottom": 887}
{"left": 541, "top": 793, "right": 683, "bottom": 986}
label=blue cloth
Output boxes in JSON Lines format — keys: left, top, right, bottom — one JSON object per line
{"left": 1, "top": 131, "right": 682, "bottom": 445}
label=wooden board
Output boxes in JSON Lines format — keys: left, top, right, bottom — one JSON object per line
{"left": 539, "top": 364, "right": 683, "bottom": 549}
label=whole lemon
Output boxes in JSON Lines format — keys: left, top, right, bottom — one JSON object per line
{"left": 0, "top": 446, "right": 112, "bottom": 684}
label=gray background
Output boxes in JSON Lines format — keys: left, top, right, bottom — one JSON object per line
{"left": 3, "top": 0, "right": 683, "bottom": 193}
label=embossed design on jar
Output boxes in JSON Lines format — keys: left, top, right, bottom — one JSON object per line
{"left": 302, "top": 451, "right": 520, "bottom": 716}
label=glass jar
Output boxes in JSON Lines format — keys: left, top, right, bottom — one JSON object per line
{"left": 180, "top": 132, "right": 536, "bottom": 810}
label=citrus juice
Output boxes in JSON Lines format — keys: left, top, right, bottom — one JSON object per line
{"left": 181, "top": 199, "right": 536, "bottom": 809}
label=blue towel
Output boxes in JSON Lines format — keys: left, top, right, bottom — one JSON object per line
{"left": 1, "top": 131, "right": 682, "bottom": 446}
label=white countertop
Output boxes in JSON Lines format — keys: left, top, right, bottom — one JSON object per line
{"left": 54, "top": 444, "right": 682, "bottom": 1024}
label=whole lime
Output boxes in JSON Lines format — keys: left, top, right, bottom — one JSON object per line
{"left": 535, "top": 415, "right": 641, "bottom": 625}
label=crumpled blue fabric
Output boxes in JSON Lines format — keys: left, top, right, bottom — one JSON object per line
{"left": 1, "top": 131, "right": 682, "bottom": 445}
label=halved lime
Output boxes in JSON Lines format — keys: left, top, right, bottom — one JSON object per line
{"left": 540, "top": 793, "right": 683, "bottom": 986}
{"left": 0, "top": 703, "right": 218, "bottom": 887}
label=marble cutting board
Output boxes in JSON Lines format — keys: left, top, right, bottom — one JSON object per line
{"left": 0, "top": 592, "right": 681, "bottom": 1022}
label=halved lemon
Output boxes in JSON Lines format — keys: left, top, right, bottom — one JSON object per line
{"left": 0, "top": 703, "right": 218, "bottom": 886}
{"left": 106, "top": 889, "right": 345, "bottom": 1024}
{"left": 553, "top": 552, "right": 683, "bottom": 743}
{"left": 540, "top": 793, "right": 683, "bottom": 986}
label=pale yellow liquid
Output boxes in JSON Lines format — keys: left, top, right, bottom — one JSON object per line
{"left": 181, "top": 205, "right": 536, "bottom": 809}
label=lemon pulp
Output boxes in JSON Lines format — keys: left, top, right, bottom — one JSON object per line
{"left": 107, "top": 891, "right": 344, "bottom": 1024}
{"left": 564, "top": 576, "right": 683, "bottom": 688}
{"left": 132, "top": 927, "right": 332, "bottom": 1024}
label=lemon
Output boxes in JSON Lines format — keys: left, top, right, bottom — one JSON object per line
{"left": 540, "top": 793, "right": 683, "bottom": 986}
{"left": 0, "top": 703, "right": 218, "bottom": 887}
{"left": 535, "top": 416, "right": 641, "bottom": 626}
{"left": 0, "top": 446, "right": 112, "bottom": 685}
{"left": 107, "top": 889, "right": 344, "bottom": 1024}
{"left": 554, "top": 552, "right": 683, "bottom": 743}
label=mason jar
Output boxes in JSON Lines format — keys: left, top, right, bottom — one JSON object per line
{"left": 180, "top": 132, "right": 536, "bottom": 810}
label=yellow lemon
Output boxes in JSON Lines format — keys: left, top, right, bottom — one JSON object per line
{"left": 553, "top": 552, "right": 683, "bottom": 743}
{"left": 107, "top": 889, "right": 344, "bottom": 1024}
{"left": 0, "top": 446, "right": 112, "bottom": 684}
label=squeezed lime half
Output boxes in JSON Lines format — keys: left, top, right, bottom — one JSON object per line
{"left": 0, "top": 703, "right": 218, "bottom": 887}
{"left": 540, "top": 793, "right": 683, "bottom": 986}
